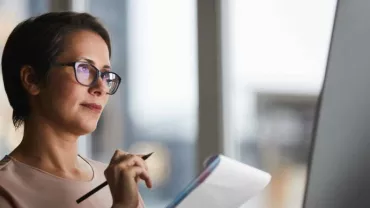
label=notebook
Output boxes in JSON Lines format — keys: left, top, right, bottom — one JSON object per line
{"left": 166, "top": 154, "right": 271, "bottom": 208}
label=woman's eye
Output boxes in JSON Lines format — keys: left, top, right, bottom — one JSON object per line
{"left": 77, "top": 64, "right": 90, "bottom": 72}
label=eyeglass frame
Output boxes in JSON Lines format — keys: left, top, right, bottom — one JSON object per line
{"left": 52, "top": 61, "right": 122, "bottom": 95}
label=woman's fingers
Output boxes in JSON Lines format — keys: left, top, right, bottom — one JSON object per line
{"left": 108, "top": 150, "right": 151, "bottom": 186}
{"left": 117, "top": 155, "right": 150, "bottom": 184}
{"left": 113, "top": 151, "right": 149, "bottom": 171}
{"left": 110, "top": 149, "right": 126, "bottom": 164}
{"left": 132, "top": 155, "right": 149, "bottom": 171}
{"left": 126, "top": 166, "right": 153, "bottom": 188}
{"left": 105, "top": 150, "right": 152, "bottom": 207}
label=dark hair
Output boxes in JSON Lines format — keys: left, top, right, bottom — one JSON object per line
{"left": 1, "top": 11, "right": 111, "bottom": 129}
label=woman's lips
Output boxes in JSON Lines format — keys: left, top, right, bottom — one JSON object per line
{"left": 81, "top": 103, "right": 102, "bottom": 112}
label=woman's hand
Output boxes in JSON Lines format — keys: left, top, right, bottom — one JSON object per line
{"left": 105, "top": 150, "right": 152, "bottom": 208}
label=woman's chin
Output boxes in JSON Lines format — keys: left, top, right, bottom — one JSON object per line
{"left": 73, "top": 120, "right": 98, "bottom": 135}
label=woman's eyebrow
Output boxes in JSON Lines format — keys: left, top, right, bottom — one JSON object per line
{"left": 79, "top": 57, "right": 111, "bottom": 70}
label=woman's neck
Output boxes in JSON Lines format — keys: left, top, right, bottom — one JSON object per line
{"left": 9, "top": 114, "right": 91, "bottom": 180}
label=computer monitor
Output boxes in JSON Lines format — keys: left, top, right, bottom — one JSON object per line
{"left": 303, "top": 1, "right": 370, "bottom": 207}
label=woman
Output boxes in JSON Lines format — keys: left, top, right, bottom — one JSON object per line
{"left": 0, "top": 12, "right": 152, "bottom": 208}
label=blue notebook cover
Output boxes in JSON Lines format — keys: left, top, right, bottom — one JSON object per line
{"left": 165, "top": 155, "right": 221, "bottom": 208}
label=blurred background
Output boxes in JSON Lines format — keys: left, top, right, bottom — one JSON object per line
{"left": 0, "top": 0, "right": 337, "bottom": 207}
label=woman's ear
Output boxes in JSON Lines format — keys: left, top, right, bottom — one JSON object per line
{"left": 20, "top": 65, "right": 40, "bottom": 95}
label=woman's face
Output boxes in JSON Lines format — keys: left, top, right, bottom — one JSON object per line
{"left": 34, "top": 30, "right": 111, "bottom": 136}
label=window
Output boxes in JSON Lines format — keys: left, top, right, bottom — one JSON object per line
{"left": 221, "top": 1, "right": 337, "bottom": 207}
{"left": 88, "top": 0, "right": 197, "bottom": 207}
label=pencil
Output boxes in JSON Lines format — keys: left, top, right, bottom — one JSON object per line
{"left": 76, "top": 152, "right": 154, "bottom": 204}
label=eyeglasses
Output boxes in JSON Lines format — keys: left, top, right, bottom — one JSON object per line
{"left": 54, "top": 61, "right": 121, "bottom": 95}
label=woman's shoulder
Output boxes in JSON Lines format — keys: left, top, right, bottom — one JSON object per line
{"left": 0, "top": 156, "right": 21, "bottom": 189}
{"left": 0, "top": 155, "right": 15, "bottom": 172}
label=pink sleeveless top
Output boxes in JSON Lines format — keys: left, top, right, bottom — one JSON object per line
{"left": 0, "top": 155, "right": 145, "bottom": 208}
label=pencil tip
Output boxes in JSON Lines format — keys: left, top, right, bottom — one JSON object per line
{"left": 142, "top": 152, "right": 154, "bottom": 160}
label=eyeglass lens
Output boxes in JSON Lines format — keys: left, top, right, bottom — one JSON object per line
{"left": 74, "top": 62, "right": 120, "bottom": 94}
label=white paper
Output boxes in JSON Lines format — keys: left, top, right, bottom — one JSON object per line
{"left": 170, "top": 155, "right": 271, "bottom": 208}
